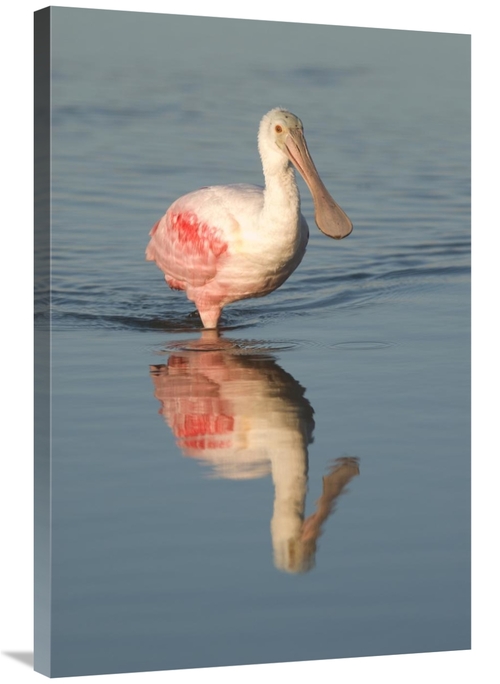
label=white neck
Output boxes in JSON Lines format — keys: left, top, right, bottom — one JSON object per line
{"left": 258, "top": 144, "right": 301, "bottom": 230}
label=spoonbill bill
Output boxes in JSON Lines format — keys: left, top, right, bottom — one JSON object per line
{"left": 146, "top": 108, "right": 352, "bottom": 328}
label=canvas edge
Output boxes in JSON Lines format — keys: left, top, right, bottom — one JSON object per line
{"left": 34, "top": 5, "right": 52, "bottom": 678}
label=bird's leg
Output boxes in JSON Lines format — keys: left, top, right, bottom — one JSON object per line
{"left": 198, "top": 306, "right": 222, "bottom": 329}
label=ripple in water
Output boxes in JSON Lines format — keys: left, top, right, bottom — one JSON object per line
{"left": 328, "top": 340, "right": 396, "bottom": 351}
{"left": 160, "top": 335, "right": 304, "bottom": 355}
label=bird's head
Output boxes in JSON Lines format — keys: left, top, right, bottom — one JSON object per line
{"left": 258, "top": 108, "right": 353, "bottom": 240}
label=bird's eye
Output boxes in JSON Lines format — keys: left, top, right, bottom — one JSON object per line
{"left": 275, "top": 125, "right": 283, "bottom": 133}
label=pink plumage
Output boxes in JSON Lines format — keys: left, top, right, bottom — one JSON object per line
{"left": 147, "top": 207, "right": 228, "bottom": 289}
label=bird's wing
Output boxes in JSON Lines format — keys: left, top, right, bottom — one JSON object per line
{"left": 146, "top": 185, "right": 262, "bottom": 289}
{"left": 146, "top": 194, "right": 232, "bottom": 288}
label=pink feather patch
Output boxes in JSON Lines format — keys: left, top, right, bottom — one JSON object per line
{"left": 146, "top": 209, "right": 229, "bottom": 290}
{"left": 169, "top": 211, "right": 228, "bottom": 258}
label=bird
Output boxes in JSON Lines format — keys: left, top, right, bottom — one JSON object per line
{"left": 146, "top": 108, "right": 353, "bottom": 329}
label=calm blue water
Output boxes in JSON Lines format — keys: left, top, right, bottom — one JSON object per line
{"left": 40, "top": 8, "right": 470, "bottom": 678}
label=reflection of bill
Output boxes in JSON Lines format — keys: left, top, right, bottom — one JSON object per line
{"left": 150, "top": 339, "right": 359, "bottom": 573}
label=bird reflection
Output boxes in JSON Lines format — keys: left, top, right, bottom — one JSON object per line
{"left": 149, "top": 332, "right": 359, "bottom": 573}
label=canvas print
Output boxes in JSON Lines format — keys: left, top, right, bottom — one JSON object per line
{"left": 34, "top": 6, "right": 471, "bottom": 678}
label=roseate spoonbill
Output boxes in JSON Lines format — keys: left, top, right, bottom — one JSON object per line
{"left": 146, "top": 108, "right": 352, "bottom": 328}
